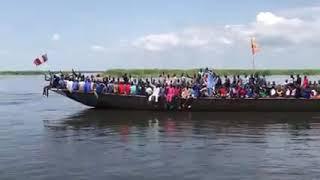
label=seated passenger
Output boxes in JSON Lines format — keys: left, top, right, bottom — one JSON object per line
{"left": 79, "top": 81, "right": 85, "bottom": 92}
{"left": 72, "top": 80, "right": 79, "bottom": 91}
{"left": 159, "top": 85, "right": 166, "bottom": 99}
{"left": 246, "top": 88, "right": 254, "bottom": 98}
{"left": 118, "top": 83, "right": 125, "bottom": 94}
{"left": 148, "top": 84, "right": 160, "bottom": 102}
{"left": 130, "top": 82, "right": 137, "bottom": 95}
{"left": 270, "top": 88, "right": 276, "bottom": 97}
{"left": 95, "top": 83, "right": 106, "bottom": 94}
{"left": 125, "top": 83, "right": 131, "bottom": 95}
{"left": 291, "top": 88, "right": 296, "bottom": 97}
{"left": 107, "top": 83, "right": 114, "bottom": 93}
{"left": 302, "top": 86, "right": 311, "bottom": 99}
{"left": 276, "top": 86, "right": 284, "bottom": 97}
{"left": 146, "top": 86, "right": 153, "bottom": 95}
{"left": 84, "top": 80, "right": 92, "bottom": 93}
{"left": 259, "top": 88, "right": 267, "bottom": 98}
{"left": 191, "top": 84, "right": 200, "bottom": 98}
{"left": 219, "top": 86, "right": 228, "bottom": 98}
{"left": 166, "top": 85, "right": 175, "bottom": 103}
{"left": 239, "top": 87, "right": 247, "bottom": 98}
{"left": 66, "top": 80, "right": 73, "bottom": 92}
{"left": 58, "top": 78, "right": 66, "bottom": 89}
{"left": 113, "top": 83, "right": 119, "bottom": 94}
{"left": 285, "top": 88, "right": 291, "bottom": 97}
{"left": 311, "top": 89, "right": 318, "bottom": 97}
{"left": 181, "top": 87, "right": 190, "bottom": 99}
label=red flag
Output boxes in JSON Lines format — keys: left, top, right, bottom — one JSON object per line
{"left": 33, "top": 54, "right": 48, "bottom": 66}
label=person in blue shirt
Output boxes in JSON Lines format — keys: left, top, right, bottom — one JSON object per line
{"left": 302, "top": 86, "right": 311, "bottom": 99}
{"left": 95, "top": 83, "right": 106, "bottom": 94}
{"left": 192, "top": 83, "right": 201, "bottom": 98}
{"left": 207, "top": 72, "right": 216, "bottom": 96}
{"left": 72, "top": 80, "right": 79, "bottom": 91}
{"left": 84, "top": 79, "right": 92, "bottom": 94}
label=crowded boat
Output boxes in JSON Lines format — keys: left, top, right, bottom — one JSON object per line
{"left": 44, "top": 68, "right": 320, "bottom": 102}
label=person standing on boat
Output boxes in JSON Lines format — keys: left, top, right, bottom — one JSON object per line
{"left": 289, "top": 75, "right": 295, "bottom": 86}
{"left": 303, "top": 76, "right": 309, "bottom": 88}
{"left": 207, "top": 71, "right": 215, "bottom": 96}
{"left": 296, "top": 74, "right": 302, "bottom": 86}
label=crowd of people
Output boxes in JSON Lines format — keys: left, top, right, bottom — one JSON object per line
{"left": 45, "top": 68, "right": 320, "bottom": 101}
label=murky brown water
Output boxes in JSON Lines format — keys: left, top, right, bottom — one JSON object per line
{"left": 1, "top": 76, "right": 320, "bottom": 180}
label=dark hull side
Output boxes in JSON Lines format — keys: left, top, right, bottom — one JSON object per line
{"left": 52, "top": 89, "right": 320, "bottom": 112}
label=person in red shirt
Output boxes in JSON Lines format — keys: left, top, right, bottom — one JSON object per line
{"left": 125, "top": 83, "right": 131, "bottom": 95}
{"left": 219, "top": 86, "right": 228, "bottom": 98}
{"left": 303, "top": 76, "right": 309, "bottom": 88}
{"left": 118, "top": 82, "right": 125, "bottom": 94}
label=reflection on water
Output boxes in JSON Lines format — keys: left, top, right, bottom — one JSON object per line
{"left": 2, "top": 76, "right": 320, "bottom": 179}
{"left": 40, "top": 110, "right": 320, "bottom": 179}
{"left": 47, "top": 110, "right": 318, "bottom": 134}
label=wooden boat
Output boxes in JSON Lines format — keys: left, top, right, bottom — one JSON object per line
{"left": 51, "top": 88, "right": 320, "bottom": 111}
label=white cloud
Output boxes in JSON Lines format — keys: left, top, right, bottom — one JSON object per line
{"left": 256, "top": 12, "right": 302, "bottom": 26}
{"left": 133, "top": 9, "right": 320, "bottom": 53}
{"left": 132, "top": 27, "right": 237, "bottom": 52}
{"left": 51, "top": 33, "right": 61, "bottom": 41}
{"left": 91, "top": 45, "right": 107, "bottom": 52}
{"left": 133, "top": 33, "right": 180, "bottom": 51}
{"left": 127, "top": 7, "right": 320, "bottom": 68}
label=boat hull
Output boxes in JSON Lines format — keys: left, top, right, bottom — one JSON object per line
{"left": 52, "top": 89, "right": 320, "bottom": 112}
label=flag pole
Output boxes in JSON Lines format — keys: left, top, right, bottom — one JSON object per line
{"left": 252, "top": 54, "right": 255, "bottom": 71}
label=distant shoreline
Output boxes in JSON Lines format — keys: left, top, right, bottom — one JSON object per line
{"left": 1, "top": 69, "right": 320, "bottom": 76}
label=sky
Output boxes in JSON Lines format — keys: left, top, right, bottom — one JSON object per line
{"left": 1, "top": 0, "right": 320, "bottom": 70}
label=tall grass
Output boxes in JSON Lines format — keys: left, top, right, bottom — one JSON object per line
{"left": 2, "top": 69, "right": 320, "bottom": 76}
{"left": 104, "top": 69, "right": 320, "bottom": 77}
{"left": 0, "top": 71, "right": 46, "bottom": 75}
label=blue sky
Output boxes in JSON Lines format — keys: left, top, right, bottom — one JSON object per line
{"left": 1, "top": 0, "right": 320, "bottom": 70}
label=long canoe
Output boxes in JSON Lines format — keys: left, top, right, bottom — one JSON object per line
{"left": 51, "top": 89, "right": 320, "bottom": 112}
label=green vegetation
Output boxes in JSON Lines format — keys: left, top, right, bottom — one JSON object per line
{"left": 104, "top": 69, "right": 320, "bottom": 77}
{"left": 2, "top": 69, "right": 320, "bottom": 76}
{"left": 0, "top": 71, "right": 46, "bottom": 75}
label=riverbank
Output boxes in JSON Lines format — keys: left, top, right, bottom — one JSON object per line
{"left": 0, "top": 71, "right": 46, "bottom": 75}
{"left": 2, "top": 69, "right": 320, "bottom": 76}
{"left": 104, "top": 69, "right": 320, "bottom": 77}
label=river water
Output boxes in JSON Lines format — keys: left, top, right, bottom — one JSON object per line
{"left": 1, "top": 75, "right": 320, "bottom": 180}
